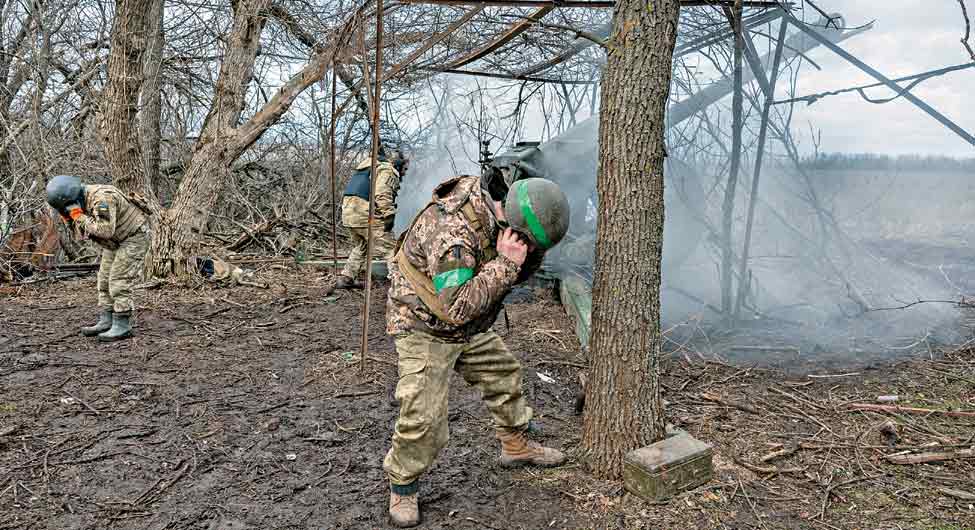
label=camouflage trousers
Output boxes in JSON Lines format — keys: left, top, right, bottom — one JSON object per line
{"left": 383, "top": 331, "right": 533, "bottom": 486}
{"left": 96, "top": 231, "right": 148, "bottom": 313}
{"left": 341, "top": 226, "right": 396, "bottom": 280}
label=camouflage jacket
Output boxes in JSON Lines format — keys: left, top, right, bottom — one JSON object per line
{"left": 341, "top": 157, "right": 401, "bottom": 228}
{"left": 74, "top": 185, "right": 147, "bottom": 249}
{"left": 386, "top": 175, "right": 543, "bottom": 340}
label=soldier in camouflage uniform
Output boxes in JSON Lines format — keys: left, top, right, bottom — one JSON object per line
{"left": 336, "top": 145, "right": 409, "bottom": 289}
{"left": 46, "top": 175, "right": 148, "bottom": 342}
{"left": 383, "top": 172, "right": 570, "bottom": 527}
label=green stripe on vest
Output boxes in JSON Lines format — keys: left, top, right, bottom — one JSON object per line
{"left": 433, "top": 268, "right": 474, "bottom": 293}
{"left": 515, "top": 180, "right": 552, "bottom": 249}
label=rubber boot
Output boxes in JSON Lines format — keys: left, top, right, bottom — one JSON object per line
{"left": 388, "top": 482, "right": 420, "bottom": 528}
{"left": 335, "top": 274, "right": 359, "bottom": 290}
{"left": 98, "top": 311, "right": 133, "bottom": 342}
{"left": 497, "top": 427, "right": 566, "bottom": 468}
{"left": 81, "top": 309, "right": 113, "bottom": 337}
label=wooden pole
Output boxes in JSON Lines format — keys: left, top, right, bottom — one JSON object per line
{"left": 330, "top": 63, "right": 338, "bottom": 272}
{"left": 734, "top": 17, "right": 787, "bottom": 318}
{"left": 720, "top": 0, "right": 743, "bottom": 322}
{"left": 360, "top": 0, "right": 384, "bottom": 372}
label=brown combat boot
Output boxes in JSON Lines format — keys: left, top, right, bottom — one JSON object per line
{"left": 497, "top": 427, "right": 566, "bottom": 468}
{"left": 388, "top": 482, "right": 420, "bottom": 528}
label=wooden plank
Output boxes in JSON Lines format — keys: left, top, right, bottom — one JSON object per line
{"left": 446, "top": 5, "right": 554, "bottom": 69}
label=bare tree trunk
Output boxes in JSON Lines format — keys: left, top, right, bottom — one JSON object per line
{"left": 580, "top": 0, "right": 679, "bottom": 479}
{"left": 139, "top": 0, "right": 164, "bottom": 198}
{"left": 97, "top": 0, "right": 153, "bottom": 195}
{"left": 143, "top": 0, "right": 351, "bottom": 277}
{"left": 720, "top": 0, "right": 743, "bottom": 319}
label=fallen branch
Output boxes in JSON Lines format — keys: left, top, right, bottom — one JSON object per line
{"left": 760, "top": 444, "right": 799, "bottom": 463}
{"left": 940, "top": 487, "right": 975, "bottom": 501}
{"left": 733, "top": 456, "right": 804, "bottom": 475}
{"left": 701, "top": 391, "right": 760, "bottom": 414}
{"left": 847, "top": 403, "right": 975, "bottom": 418}
{"left": 886, "top": 448, "right": 975, "bottom": 465}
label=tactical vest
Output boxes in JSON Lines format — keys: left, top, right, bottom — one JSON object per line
{"left": 344, "top": 167, "right": 372, "bottom": 201}
{"left": 394, "top": 193, "right": 497, "bottom": 325}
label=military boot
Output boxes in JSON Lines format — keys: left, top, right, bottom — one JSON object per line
{"left": 388, "top": 482, "right": 420, "bottom": 528}
{"left": 81, "top": 309, "right": 113, "bottom": 337}
{"left": 335, "top": 274, "right": 359, "bottom": 290}
{"left": 497, "top": 427, "right": 566, "bottom": 468}
{"left": 98, "top": 311, "right": 133, "bottom": 342}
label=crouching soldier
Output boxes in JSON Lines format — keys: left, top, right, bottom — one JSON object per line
{"left": 336, "top": 143, "right": 409, "bottom": 289}
{"left": 46, "top": 175, "right": 148, "bottom": 341}
{"left": 383, "top": 170, "right": 571, "bottom": 527}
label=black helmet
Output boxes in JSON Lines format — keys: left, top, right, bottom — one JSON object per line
{"left": 379, "top": 139, "right": 410, "bottom": 175}
{"left": 503, "top": 178, "right": 570, "bottom": 250}
{"left": 481, "top": 141, "right": 547, "bottom": 202}
{"left": 46, "top": 175, "right": 85, "bottom": 212}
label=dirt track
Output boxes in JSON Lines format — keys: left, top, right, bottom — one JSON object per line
{"left": 2, "top": 271, "right": 974, "bottom": 529}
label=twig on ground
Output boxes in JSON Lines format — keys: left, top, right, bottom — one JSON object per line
{"left": 886, "top": 449, "right": 975, "bottom": 465}
{"left": 846, "top": 403, "right": 975, "bottom": 418}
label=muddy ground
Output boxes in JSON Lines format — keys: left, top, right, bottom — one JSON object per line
{"left": 1, "top": 270, "right": 974, "bottom": 530}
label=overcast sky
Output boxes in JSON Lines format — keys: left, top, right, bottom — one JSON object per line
{"left": 785, "top": 1, "right": 975, "bottom": 157}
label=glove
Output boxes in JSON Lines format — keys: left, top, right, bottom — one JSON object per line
{"left": 383, "top": 216, "right": 395, "bottom": 232}
{"left": 66, "top": 203, "right": 84, "bottom": 221}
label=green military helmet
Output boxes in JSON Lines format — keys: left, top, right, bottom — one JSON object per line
{"left": 504, "top": 178, "right": 570, "bottom": 250}
{"left": 46, "top": 175, "right": 85, "bottom": 212}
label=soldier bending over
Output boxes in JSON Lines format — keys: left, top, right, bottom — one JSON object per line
{"left": 46, "top": 175, "right": 148, "bottom": 342}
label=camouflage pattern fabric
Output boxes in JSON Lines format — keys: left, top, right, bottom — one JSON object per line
{"left": 96, "top": 231, "right": 148, "bottom": 313}
{"left": 383, "top": 330, "right": 533, "bottom": 485}
{"left": 74, "top": 185, "right": 146, "bottom": 249}
{"left": 341, "top": 158, "right": 401, "bottom": 228}
{"left": 387, "top": 175, "right": 542, "bottom": 340}
{"left": 341, "top": 226, "right": 397, "bottom": 280}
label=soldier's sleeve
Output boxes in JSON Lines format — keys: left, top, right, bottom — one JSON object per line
{"left": 430, "top": 231, "right": 520, "bottom": 325}
{"left": 374, "top": 164, "right": 401, "bottom": 219}
{"left": 75, "top": 192, "right": 119, "bottom": 240}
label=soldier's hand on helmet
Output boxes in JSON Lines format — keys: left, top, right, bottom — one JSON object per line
{"left": 497, "top": 228, "right": 528, "bottom": 267}
{"left": 65, "top": 203, "right": 84, "bottom": 221}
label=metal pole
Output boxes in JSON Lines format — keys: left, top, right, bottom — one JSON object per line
{"left": 734, "top": 17, "right": 788, "bottom": 318}
{"left": 360, "top": 0, "right": 384, "bottom": 372}
{"left": 786, "top": 12, "right": 975, "bottom": 147}
{"left": 330, "top": 63, "right": 338, "bottom": 272}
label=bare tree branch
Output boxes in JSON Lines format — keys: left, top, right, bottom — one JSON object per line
{"left": 959, "top": 0, "right": 975, "bottom": 60}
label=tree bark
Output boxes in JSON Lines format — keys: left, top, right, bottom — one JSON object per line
{"left": 580, "top": 0, "right": 679, "bottom": 479}
{"left": 720, "top": 0, "right": 744, "bottom": 318}
{"left": 143, "top": 0, "right": 358, "bottom": 277}
{"left": 97, "top": 0, "right": 153, "bottom": 195}
{"left": 138, "top": 0, "right": 164, "bottom": 198}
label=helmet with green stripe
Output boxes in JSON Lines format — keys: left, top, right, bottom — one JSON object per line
{"left": 504, "top": 178, "right": 570, "bottom": 250}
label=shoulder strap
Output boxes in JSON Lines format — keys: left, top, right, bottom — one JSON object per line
{"left": 461, "top": 202, "right": 492, "bottom": 252}
{"left": 395, "top": 250, "right": 455, "bottom": 324}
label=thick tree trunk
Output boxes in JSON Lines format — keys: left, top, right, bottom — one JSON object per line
{"left": 144, "top": 0, "right": 349, "bottom": 277}
{"left": 97, "top": 0, "right": 153, "bottom": 195}
{"left": 580, "top": 0, "right": 680, "bottom": 479}
{"left": 138, "top": 0, "right": 164, "bottom": 198}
